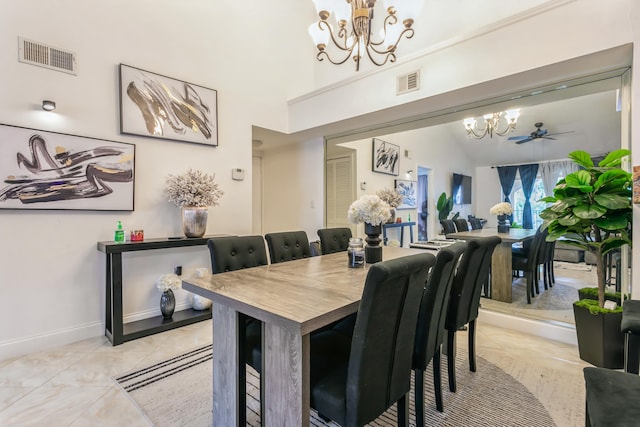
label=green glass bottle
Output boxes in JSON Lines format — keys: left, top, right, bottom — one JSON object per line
{"left": 114, "top": 221, "right": 125, "bottom": 243}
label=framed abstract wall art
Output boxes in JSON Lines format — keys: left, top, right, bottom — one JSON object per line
{"left": 372, "top": 138, "right": 399, "bottom": 176}
{"left": 119, "top": 64, "right": 218, "bottom": 146}
{"left": 0, "top": 124, "right": 135, "bottom": 211}
{"left": 394, "top": 179, "right": 417, "bottom": 209}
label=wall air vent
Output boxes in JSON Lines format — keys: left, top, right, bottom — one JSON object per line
{"left": 396, "top": 70, "right": 420, "bottom": 95}
{"left": 18, "top": 37, "right": 77, "bottom": 75}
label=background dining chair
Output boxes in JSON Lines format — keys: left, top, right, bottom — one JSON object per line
{"left": 440, "top": 219, "right": 457, "bottom": 235}
{"left": 317, "top": 227, "right": 353, "bottom": 254}
{"left": 309, "top": 253, "right": 436, "bottom": 427}
{"left": 412, "top": 242, "right": 466, "bottom": 423}
{"left": 445, "top": 236, "right": 501, "bottom": 393}
{"left": 512, "top": 227, "right": 547, "bottom": 303}
{"left": 453, "top": 218, "right": 469, "bottom": 232}
{"left": 206, "top": 235, "right": 269, "bottom": 425}
{"left": 264, "top": 230, "right": 312, "bottom": 263}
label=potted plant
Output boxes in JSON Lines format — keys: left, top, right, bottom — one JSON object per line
{"left": 165, "top": 169, "right": 224, "bottom": 238}
{"left": 540, "top": 149, "right": 631, "bottom": 368}
{"left": 436, "top": 192, "right": 453, "bottom": 220}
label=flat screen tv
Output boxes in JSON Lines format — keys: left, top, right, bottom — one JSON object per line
{"left": 452, "top": 173, "right": 472, "bottom": 205}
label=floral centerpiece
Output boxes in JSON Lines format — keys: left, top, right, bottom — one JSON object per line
{"left": 156, "top": 273, "right": 181, "bottom": 292}
{"left": 165, "top": 169, "right": 223, "bottom": 208}
{"left": 376, "top": 188, "right": 403, "bottom": 223}
{"left": 489, "top": 202, "right": 513, "bottom": 216}
{"left": 348, "top": 194, "right": 392, "bottom": 226}
{"left": 164, "top": 169, "right": 223, "bottom": 238}
{"left": 348, "top": 195, "right": 391, "bottom": 264}
{"left": 490, "top": 202, "right": 513, "bottom": 233}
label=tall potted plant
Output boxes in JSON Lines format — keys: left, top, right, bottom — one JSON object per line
{"left": 540, "top": 149, "right": 632, "bottom": 368}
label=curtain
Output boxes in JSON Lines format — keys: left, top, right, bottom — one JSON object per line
{"left": 540, "top": 160, "right": 580, "bottom": 198}
{"left": 518, "top": 164, "right": 539, "bottom": 229}
{"left": 417, "top": 174, "right": 428, "bottom": 240}
{"left": 497, "top": 164, "right": 518, "bottom": 201}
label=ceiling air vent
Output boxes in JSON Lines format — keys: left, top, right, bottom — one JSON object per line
{"left": 18, "top": 37, "right": 77, "bottom": 75}
{"left": 397, "top": 70, "right": 420, "bottom": 95}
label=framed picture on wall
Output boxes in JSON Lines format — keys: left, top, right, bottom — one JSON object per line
{"left": 0, "top": 123, "right": 135, "bottom": 211}
{"left": 395, "top": 179, "right": 417, "bottom": 209}
{"left": 372, "top": 138, "right": 399, "bottom": 176}
{"left": 119, "top": 64, "right": 218, "bottom": 146}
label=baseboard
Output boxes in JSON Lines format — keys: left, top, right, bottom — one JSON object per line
{"left": 0, "top": 302, "right": 194, "bottom": 361}
{"left": 479, "top": 308, "right": 578, "bottom": 345}
{"left": 0, "top": 321, "right": 103, "bottom": 361}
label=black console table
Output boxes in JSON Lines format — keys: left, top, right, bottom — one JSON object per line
{"left": 97, "top": 235, "right": 226, "bottom": 345}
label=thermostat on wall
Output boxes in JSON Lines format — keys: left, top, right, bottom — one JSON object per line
{"left": 232, "top": 168, "right": 245, "bottom": 181}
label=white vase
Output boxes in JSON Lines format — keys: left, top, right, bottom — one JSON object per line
{"left": 182, "top": 207, "right": 208, "bottom": 238}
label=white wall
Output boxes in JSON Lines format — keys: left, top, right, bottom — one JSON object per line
{"left": 261, "top": 139, "right": 325, "bottom": 241}
{"left": 0, "top": 0, "right": 315, "bottom": 359}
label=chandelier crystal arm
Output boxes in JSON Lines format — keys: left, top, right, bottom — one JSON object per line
{"left": 316, "top": 20, "right": 352, "bottom": 51}
{"left": 317, "top": 49, "right": 356, "bottom": 66}
{"left": 364, "top": 45, "right": 396, "bottom": 67}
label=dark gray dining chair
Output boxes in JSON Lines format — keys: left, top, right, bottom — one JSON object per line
{"left": 317, "top": 227, "right": 353, "bottom": 254}
{"left": 265, "top": 230, "right": 312, "bottom": 263}
{"left": 445, "top": 236, "right": 501, "bottom": 393}
{"left": 454, "top": 218, "right": 469, "bottom": 232}
{"left": 206, "top": 235, "right": 269, "bottom": 425}
{"left": 412, "top": 242, "right": 466, "bottom": 423}
{"left": 440, "top": 219, "right": 457, "bottom": 235}
{"left": 309, "top": 253, "right": 436, "bottom": 427}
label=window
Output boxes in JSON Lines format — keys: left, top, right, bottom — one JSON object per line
{"left": 511, "top": 178, "right": 547, "bottom": 229}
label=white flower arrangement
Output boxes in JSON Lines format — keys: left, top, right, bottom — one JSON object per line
{"left": 156, "top": 274, "right": 181, "bottom": 292}
{"left": 165, "top": 169, "right": 223, "bottom": 208}
{"left": 489, "top": 202, "right": 513, "bottom": 216}
{"left": 348, "top": 195, "right": 392, "bottom": 226}
{"left": 376, "top": 188, "right": 403, "bottom": 208}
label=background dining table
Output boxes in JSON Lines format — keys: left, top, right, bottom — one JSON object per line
{"left": 445, "top": 227, "right": 537, "bottom": 303}
{"left": 182, "top": 246, "right": 430, "bottom": 426}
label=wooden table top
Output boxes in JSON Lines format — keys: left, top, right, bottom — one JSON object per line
{"left": 446, "top": 227, "right": 537, "bottom": 243}
{"left": 182, "top": 246, "right": 432, "bottom": 335}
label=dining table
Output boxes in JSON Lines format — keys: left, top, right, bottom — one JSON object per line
{"left": 181, "top": 246, "right": 430, "bottom": 426}
{"left": 444, "top": 227, "right": 537, "bottom": 303}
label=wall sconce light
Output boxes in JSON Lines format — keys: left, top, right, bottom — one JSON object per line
{"left": 405, "top": 169, "right": 413, "bottom": 179}
{"left": 42, "top": 100, "right": 56, "bottom": 111}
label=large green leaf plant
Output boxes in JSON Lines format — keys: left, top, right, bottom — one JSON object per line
{"left": 540, "top": 149, "right": 632, "bottom": 308}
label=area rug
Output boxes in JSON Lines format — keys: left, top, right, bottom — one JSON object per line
{"left": 509, "top": 280, "right": 578, "bottom": 311}
{"left": 115, "top": 344, "right": 556, "bottom": 427}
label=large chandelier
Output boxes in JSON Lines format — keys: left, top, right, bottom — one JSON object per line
{"left": 463, "top": 109, "right": 521, "bottom": 139}
{"left": 308, "top": 0, "right": 423, "bottom": 71}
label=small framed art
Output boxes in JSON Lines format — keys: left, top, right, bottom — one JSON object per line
{"left": 372, "top": 138, "right": 399, "bottom": 176}
{"left": 395, "top": 179, "right": 417, "bottom": 209}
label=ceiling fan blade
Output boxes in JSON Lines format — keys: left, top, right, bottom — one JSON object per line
{"left": 542, "top": 136, "right": 557, "bottom": 140}
{"left": 546, "top": 131, "right": 575, "bottom": 137}
{"left": 515, "top": 138, "right": 533, "bottom": 144}
{"left": 508, "top": 135, "right": 529, "bottom": 140}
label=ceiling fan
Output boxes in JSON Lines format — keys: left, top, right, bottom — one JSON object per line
{"left": 508, "top": 122, "right": 573, "bottom": 144}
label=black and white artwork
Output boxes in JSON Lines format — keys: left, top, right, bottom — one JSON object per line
{"left": 395, "top": 179, "right": 417, "bottom": 209}
{"left": 0, "top": 124, "right": 135, "bottom": 211}
{"left": 372, "top": 138, "right": 399, "bottom": 176}
{"left": 119, "top": 64, "right": 218, "bottom": 146}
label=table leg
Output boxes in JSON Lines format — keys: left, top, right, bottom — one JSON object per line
{"left": 212, "top": 302, "right": 240, "bottom": 426}
{"left": 263, "top": 323, "right": 309, "bottom": 427}
{"left": 490, "top": 242, "right": 513, "bottom": 303}
{"left": 400, "top": 228, "right": 404, "bottom": 247}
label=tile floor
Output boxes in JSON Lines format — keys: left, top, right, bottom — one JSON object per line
{"left": 0, "top": 317, "right": 588, "bottom": 426}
